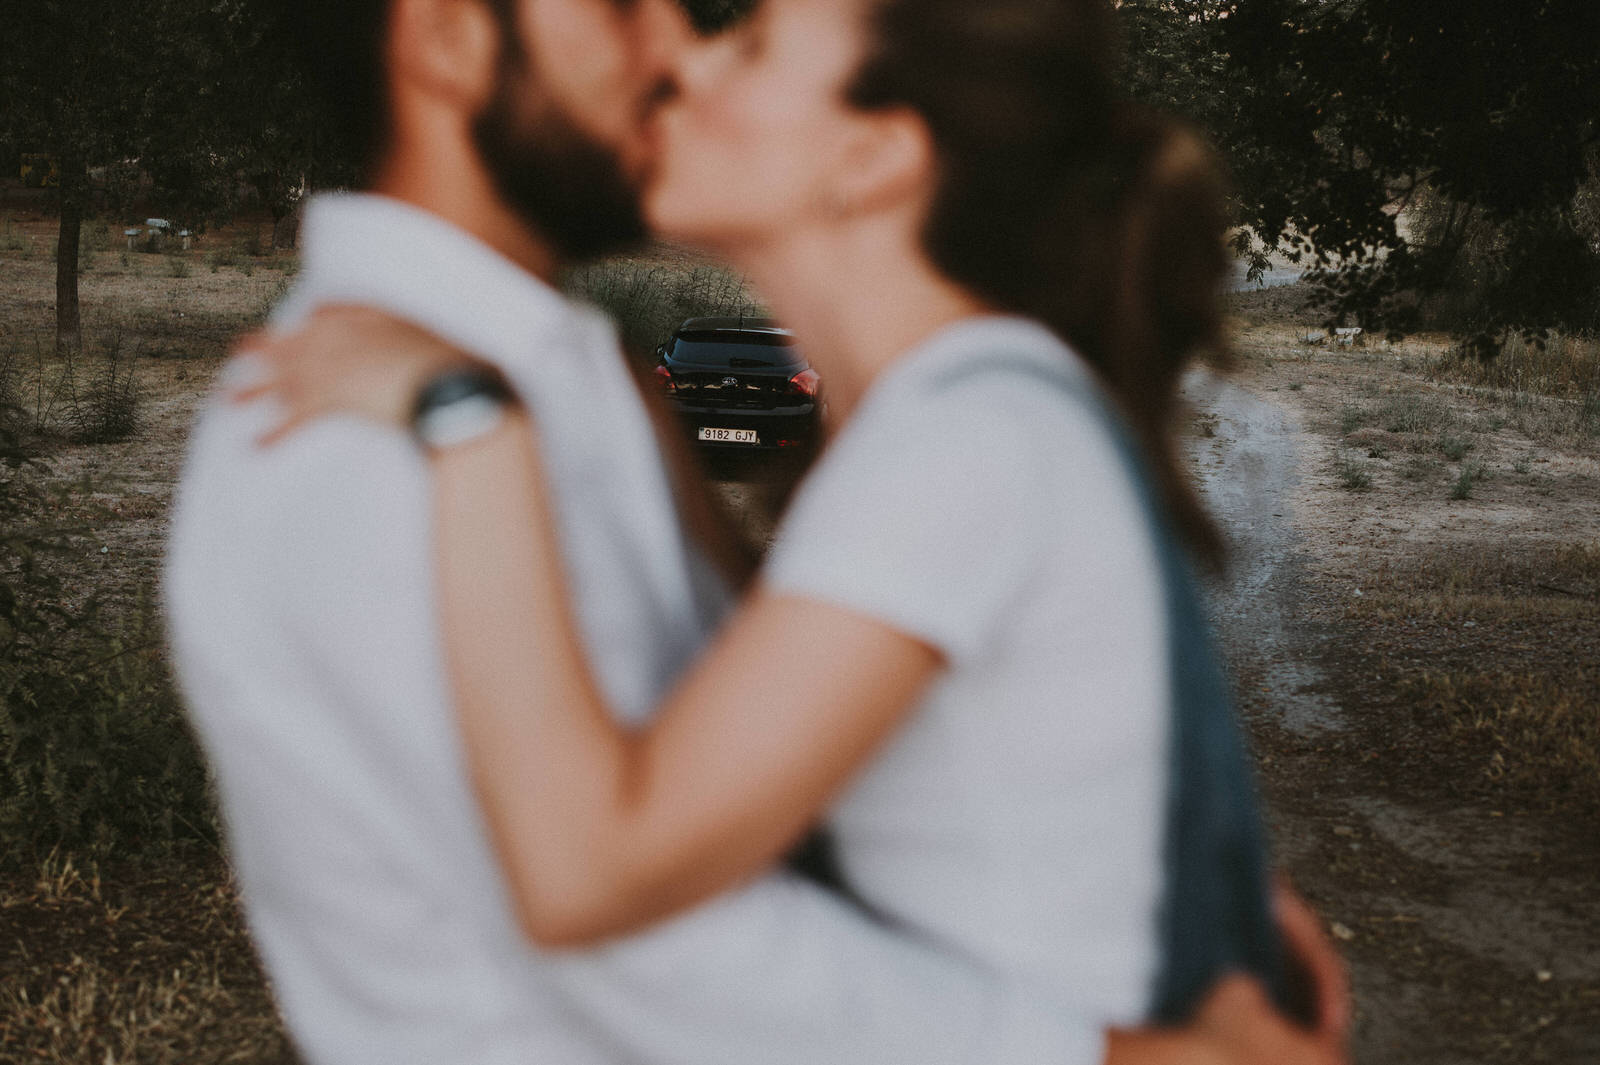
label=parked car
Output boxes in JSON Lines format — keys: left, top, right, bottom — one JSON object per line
{"left": 653, "top": 317, "right": 821, "bottom": 454}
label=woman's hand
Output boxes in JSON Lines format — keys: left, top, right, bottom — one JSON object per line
{"left": 1193, "top": 974, "right": 1349, "bottom": 1065}
{"left": 229, "top": 305, "right": 475, "bottom": 445}
{"left": 1107, "top": 886, "right": 1352, "bottom": 1065}
{"left": 1106, "top": 971, "right": 1348, "bottom": 1065}
{"left": 1274, "top": 878, "right": 1353, "bottom": 1051}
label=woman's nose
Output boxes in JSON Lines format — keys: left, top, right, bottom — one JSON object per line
{"left": 673, "top": 30, "right": 738, "bottom": 98}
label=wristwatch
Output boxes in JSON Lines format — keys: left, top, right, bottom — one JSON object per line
{"left": 409, "top": 366, "right": 517, "bottom": 450}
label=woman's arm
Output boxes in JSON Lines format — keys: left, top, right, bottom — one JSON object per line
{"left": 427, "top": 411, "right": 1351, "bottom": 1065}
{"left": 235, "top": 310, "right": 1350, "bottom": 1064}
{"left": 433, "top": 407, "right": 941, "bottom": 946}
{"left": 232, "top": 306, "right": 943, "bottom": 945}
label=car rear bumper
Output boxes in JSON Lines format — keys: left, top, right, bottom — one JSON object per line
{"left": 668, "top": 402, "right": 819, "bottom": 450}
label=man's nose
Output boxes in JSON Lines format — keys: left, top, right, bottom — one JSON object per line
{"left": 636, "top": 0, "right": 695, "bottom": 85}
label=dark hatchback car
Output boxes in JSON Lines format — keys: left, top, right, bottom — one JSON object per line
{"left": 653, "top": 317, "right": 821, "bottom": 453}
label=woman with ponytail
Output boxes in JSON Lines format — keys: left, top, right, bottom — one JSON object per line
{"left": 242, "top": 0, "right": 1347, "bottom": 1059}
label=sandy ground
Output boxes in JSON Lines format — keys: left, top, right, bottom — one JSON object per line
{"left": 3, "top": 225, "right": 1595, "bottom": 1060}
{"left": 1190, "top": 317, "right": 1599, "bottom": 1062}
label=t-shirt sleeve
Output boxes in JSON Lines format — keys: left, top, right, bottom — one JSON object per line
{"left": 763, "top": 382, "right": 1054, "bottom": 663}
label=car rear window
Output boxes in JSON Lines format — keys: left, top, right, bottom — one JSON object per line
{"left": 669, "top": 333, "right": 804, "bottom": 369}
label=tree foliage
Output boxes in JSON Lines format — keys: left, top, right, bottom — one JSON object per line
{"left": 0, "top": 0, "right": 353, "bottom": 351}
{"left": 1120, "top": 0, "right": 1600, "bottom": 353}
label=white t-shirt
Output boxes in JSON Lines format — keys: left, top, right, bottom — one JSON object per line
{"left": 766, "top": 315, "right": 1172, "bottom": 1027}
{"left": 168, "top": 198, "right": 1107, "bottom": 1065}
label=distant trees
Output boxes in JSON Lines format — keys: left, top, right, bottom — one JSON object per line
{"left": 5, "top": 0, "right": 1590, "bottom": 355}
{"left": 0, "top": 0, "right": 351, "bottom": 353}
{"left": 1122, "top": 0, "right": 1600, "bottom": 353}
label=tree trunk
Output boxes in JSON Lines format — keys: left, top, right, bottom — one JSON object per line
{"left": 54, "top": 156, "right": 85, "bottom": 355}
{"left": 272, "top": 201, "right": 301, "bottom": 251}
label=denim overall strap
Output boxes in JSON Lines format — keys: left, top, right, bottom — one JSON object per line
{"left": 933, "top": 354, "right": 1293, "bottom": 1025}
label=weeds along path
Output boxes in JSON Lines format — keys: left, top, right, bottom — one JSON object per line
{"left": 1186, "top": 359, "right": 1600, "bottom": 1065}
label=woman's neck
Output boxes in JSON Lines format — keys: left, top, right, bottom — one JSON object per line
{"left": 731, "top": 220, "right": 991, "bottom": 424}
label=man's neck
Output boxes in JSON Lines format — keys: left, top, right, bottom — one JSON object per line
{"left": 371, "top": 151, "right": 560, "bottom": 283}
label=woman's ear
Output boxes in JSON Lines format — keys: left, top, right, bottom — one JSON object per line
{"left": 390, "top": 0, "right": 503, "bottom": 113}
{"left": 824, "top": 107, "right": 936, "bottom": 220}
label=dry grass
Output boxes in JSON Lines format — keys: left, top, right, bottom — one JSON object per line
{"left": 2, "top": 217, "right": 292, "bottom": 1059}
{"left": 1424, "top": 333, "right": 1600, "bottom": 444}
{"left": 1402, "top": 670, "right": 1598, "bottom": 805}
{"left": 1341, "top": 542, "right": 1600, "bottom": 809}
{"left": 0, "top": 854, "right": 294, "bottom": 1064}
{"left": 1224, "top": 287, "right": 1599, "bottom": 819}
{"left": 1432, "top": 333, "right": 1600, "bottom": 399}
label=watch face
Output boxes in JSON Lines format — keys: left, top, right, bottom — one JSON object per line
{"left": 412, "top": 369, "right": 515, "bottom": 450}
{"left": 415, "top": 393, "right": 509, "bottom": 450}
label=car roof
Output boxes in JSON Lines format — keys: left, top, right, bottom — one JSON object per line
{"left": 674, "top": 316, "right": 794, "bottom": 339}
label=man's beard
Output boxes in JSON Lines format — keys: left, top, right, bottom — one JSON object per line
{"left": 471, "top": 63, "right": 650, "bottom": 265}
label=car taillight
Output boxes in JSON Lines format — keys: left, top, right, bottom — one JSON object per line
{"left": 653, "top": 364, "right": 675, "bottom": 394}
{"left": 787, "top": 368, "right": 821, "bottom": 398}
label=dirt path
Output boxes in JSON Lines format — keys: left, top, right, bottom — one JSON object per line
{"left": 1187, "top": 370, "right": 1600, "bottom": 1064}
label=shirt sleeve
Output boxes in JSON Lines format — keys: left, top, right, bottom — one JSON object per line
{"left": 763, "top": 383, "right": 1054, "bottom": 663}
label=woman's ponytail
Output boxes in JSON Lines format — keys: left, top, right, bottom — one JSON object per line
{"left": 850, "top": 0, "right": 1232, "bottom": 566}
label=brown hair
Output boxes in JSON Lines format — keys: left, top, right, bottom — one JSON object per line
{"left": 848, "top": 0, "right": 1231, "bottom": 565}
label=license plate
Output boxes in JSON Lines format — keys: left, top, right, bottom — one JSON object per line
{"left": 698, "top": 427, "right": 759, "bottom": 444}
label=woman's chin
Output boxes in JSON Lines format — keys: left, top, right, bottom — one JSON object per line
{"left": 643, "top": 192, "right": 728, "bottom": 254}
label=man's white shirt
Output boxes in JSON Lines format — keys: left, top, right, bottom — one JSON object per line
{"left": 165, "top": 193, "right": 1102, "bottom": 1065}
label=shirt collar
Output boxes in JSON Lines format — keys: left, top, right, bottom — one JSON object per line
{"left": 280, "top": 192, "right": 583, "bottom": 375}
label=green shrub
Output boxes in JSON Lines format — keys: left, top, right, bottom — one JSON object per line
{"left": 1437, "top": 434, "right": 1474, "bottom": 461}
{"left": 0, "top": 351, "right": 20, "bottom": 427}
{"left": 1335, "top": 454, "right": 1374, "bottom": 492}
{"left": 0, "top": 599, "right": 214, "bottom": 868}
{"left": 166, "top": 254, "right": 191, "bottom": 279}
{"left": 79, "top": 220, "right": 111, "bottom": 265}
{"left": 1378, "top": 392, "right": 1456, "bottom": 435}
{"left": 65, "top": 357, "right": 141, "bottom": 444}
{"left": 1451, "top": 460, "right": 1488, "bottom": 500}
{"left": 1, "top": 217, "right": 30, "bottom": 255}
{"left": 563, "top": 258, "right": 763, "bottom": 359}
{"left": 1401, "top": 455, "right": 1442, "bottom": 482}
{"left": 0, "top": 437, "right": 212, "bottom": 868}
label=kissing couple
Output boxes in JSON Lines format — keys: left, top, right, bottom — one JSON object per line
{"left": 167, "top": 0, "right": 1351, "bottom": 1063}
